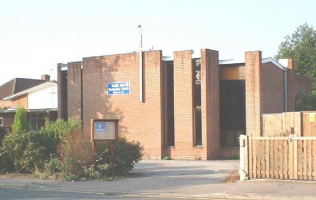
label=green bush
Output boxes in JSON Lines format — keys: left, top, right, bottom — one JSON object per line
{"left": 0, "top": 127, "right": 7, "bottom": 145}
{"left": 0, "top": 118, "right": 144, "bottom": 180}
{"left": 82, "top": 164, "right": 110, "bottom": 179}
{"left": 0, "top": 118, "right": 81, "bottom": 173}
{"left": 12, "top": 106, "right": 29, "bottom": 133}
{"left": 34, "top": 155, "right": 61, "bottom": 179}
{"left": 57, "top": 127, "right": 93, "bottom": 180}
{"left": 97, "top": 137, "right": 144, "bottom": 176}
{"left": 0, "top": 130, "right": 58, "bottom": 173}
{"left": 40, "top": 118, "right": 81, "bottom": 140}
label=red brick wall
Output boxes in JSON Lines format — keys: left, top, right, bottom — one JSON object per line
{"left": 162, "top": 50, "right": 201, "bottom": 160}
{"left": 0, "top": 101, "right": 11, "bottom": 109}
{"left": 67, "top": 62, "right": 82, "bottom": 120}
{"left": 201, "top": 49, "right": 220, "bottom": 160}
{"left": 12, "top": 94, "right": 28, "bottom": 109}
{"left": 81, "top": 51, "right": 163, "bottom": 159}
{"left": 245, "top": 51, "right": 262, "bottom": 137}
{"left": 262, "top": 62, "right": 285, "bottom": 113}
{"left": 287, "top": 59, "right": 295, "bottom": 111}
{"left": 0, "top": 113, "right": 15, "bottom": 128}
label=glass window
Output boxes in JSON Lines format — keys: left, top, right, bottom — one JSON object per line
{"left": 30, "top": 113, "right": 46, "bottom": 130}
{"left": 0, "top": 117, "right": 3, "bottom": 127}
{"left": 220, "top": 80, "right": 246, "bottom": 147}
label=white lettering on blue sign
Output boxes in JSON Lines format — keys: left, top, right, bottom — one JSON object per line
{"left": 107, "top": 82, "right": 130, "bottom": 95}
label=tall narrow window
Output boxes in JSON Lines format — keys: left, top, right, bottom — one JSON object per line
{"left": 220, "top": 80, "right": 246, "bottom": 147}
{"left": 0, "top": 117, "right": 3, "bottom": 127}
{"left": 166, "top": 61, "right": 175, "bottom": 146}
{"left": 194, "top": 60, "right": 202, "bottom": 146}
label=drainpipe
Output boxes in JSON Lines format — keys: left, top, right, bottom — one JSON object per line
{"left": 284, "top": 67, "right": 288, "bottom": 112}
{"left": 138, "top": 25, "right": 143, "bottom": 102}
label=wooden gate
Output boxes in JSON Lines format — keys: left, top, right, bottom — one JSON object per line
{"left": 240, "top": 135, "right": 316, "bottom": 181}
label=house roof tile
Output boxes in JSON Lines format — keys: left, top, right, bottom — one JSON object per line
{"left": 0, "top": 78, "right": 47, "bottom": 100}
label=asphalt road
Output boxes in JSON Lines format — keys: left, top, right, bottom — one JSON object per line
{"left": 1, "top": 160, "right": 316, "bottom": 200}
{"left": 0, "top": 186, "right": 209, "bottom": 200}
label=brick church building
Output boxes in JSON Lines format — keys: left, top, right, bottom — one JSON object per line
{"left": 57, "top": 49, "right": 311, "bottom": 160}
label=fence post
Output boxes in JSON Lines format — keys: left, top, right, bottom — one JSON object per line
{"left": 289, "top": 134, "right": 294, "bottom": 179}
{"left": 239, "top": 135, "right": 248, "bottom": 181}
{"left": 293, "top": 134, "right": 298, "bottom": 179}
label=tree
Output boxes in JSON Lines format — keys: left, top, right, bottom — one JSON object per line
{"left": 12, "top": 106, "right": 29, "bottom": 132}
{"left": 275, "top": 23, "right": 316, "bottom": 89}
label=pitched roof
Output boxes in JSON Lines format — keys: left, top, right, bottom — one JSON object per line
{"left": 0, "top": 78, "right": 47, "bottom": 100}
{"left": 3, "top": 82, "right": 57, "bottom": 101}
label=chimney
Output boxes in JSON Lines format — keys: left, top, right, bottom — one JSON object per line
{"left": 41, "top": 74, "right": 50, "bottom": 81}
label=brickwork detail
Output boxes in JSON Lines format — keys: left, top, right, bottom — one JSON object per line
{"left": 12, "top": 94, "right": 28, "bottom": 109}
{"left": 0, "top": 113, "right": 15, "bottom": 127}
{"left": 201, "top": 49, "right": 220, "bottom": 160}
{"left": 67, "top": 62, "right": 82, "bottom": 120}
{"left": 262, "top": 62, "right": 285, "bottom": 113}
{"left": 287, "top": 59, "right": 295, "bottom": 111}
{"left": 82, "top": 51, "right": 163, "bottom": 159}
{"left": 0, "top": 101, "right": 11, "bottom": 109}
{"left": 245, "top": 51, "right": 262, "bottom": 137}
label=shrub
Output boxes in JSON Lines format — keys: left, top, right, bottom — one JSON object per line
{"left": 58, "top": 127, "right": 93, "bottom": 180}
{"left": 0, "top": 118, "right": 81, "bottom": 173}
{"left": 40, "top": 118, "right": 81, "bottom": 140}
{"left": 34, "top": 155, "right": 61, "bottom": 179}
{"left": 12, "top": 106, "right": 29, "bottom": 133}
{"left": 0, "top": 126, "right": 7, "bottom": 145}
{"left": 82, "top": 164, "right": 110, "bottom": 179}
{"left": 0, "top": 130, "right": 58, "bottom": 173}
{"left": 0, "top": 118, "right": 144, "bottom": 180}
{"left": 97, "top": 137, "right": 144, "bottom": 176}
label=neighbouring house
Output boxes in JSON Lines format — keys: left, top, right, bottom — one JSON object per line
{"left": 57, "top": 49, "right": 312, "bottom": 160}
{"left": 0, "top": 75, "right": 57, "bottom": 131}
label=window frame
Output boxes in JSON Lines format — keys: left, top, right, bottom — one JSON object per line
{"left": 30, "top": 113, "right": 46, "bottom": 130}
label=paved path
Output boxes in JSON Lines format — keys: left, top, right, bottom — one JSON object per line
{"left": 1, "top": 160, "right": 316, "bottom": 199}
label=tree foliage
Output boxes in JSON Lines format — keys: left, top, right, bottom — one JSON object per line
{"left": 275, "top": 23, "right": 316, "bottom": 88}
{"left": 296, "top": 91, "right": 316, "bottom": 111}
{"left": 12, "top": 106, "right": 29, "bottom": 133}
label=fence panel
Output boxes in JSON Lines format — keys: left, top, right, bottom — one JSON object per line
{"left": 262, "top": 114, "right": 283, "bottom": 136}
{"left": 262, "top": 113, "right": 301, "bottom": 136}
{"left": 245, "top": 135, "right": 316, "bottom": 181}
{"left": 302, "top": 112, "right": 316, "bottom": 136}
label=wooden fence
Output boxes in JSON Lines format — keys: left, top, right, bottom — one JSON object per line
{"left": 240, "top": 135, "right": 316, "bottom": 181}
{"left": 263, "top": 111, "right": 316, "bottom": 137}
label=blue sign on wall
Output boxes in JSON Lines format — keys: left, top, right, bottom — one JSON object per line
{"left": 107, "top": 82, "right": 130, "bottom": 95}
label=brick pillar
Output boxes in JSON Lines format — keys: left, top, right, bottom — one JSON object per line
{"left": 67, "top": 62, "right": 82, "bottom": 120}
{"left": 245, "top": 51, "right": 262, "bottom": 136}
{"left": 173, "top": 50, "right": 194, "bottom": 157}
{"left": 201, "top": 49, "right": 220, "bottom": 159}
{"left": 287, "top": 59, "right": 295, "bottom": 111}
{"left": 57, "top": 63, "right": 64, "bottom": 119}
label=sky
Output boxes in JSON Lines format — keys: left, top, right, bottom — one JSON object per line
{"left": 0, "top": 0, "right": 316, "bottom": 85}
